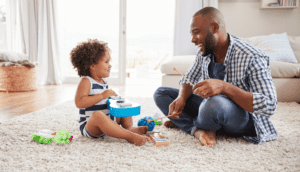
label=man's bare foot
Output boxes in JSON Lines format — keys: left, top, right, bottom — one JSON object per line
{"left": 127, "top": 126, "right": 148, "bottom": 135}
{"left": 127, "top": 133, "right": 151, "bottom": 146}
{"left": 164, "top": 121, "right": 179, "bottom": 129}
{"left": 194, "top": 129, "right": 216, "bottom": 147}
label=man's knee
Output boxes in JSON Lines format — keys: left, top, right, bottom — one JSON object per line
{"left": 154, "top": 86, "right": 168, "bottom": 96}
{"left": 153, "top": 86, "right": 169, "bottom": 102}
{"left": 207, "top": 94, "right": 232, "bottom": 111}
{"left": 202, "top": 94, "right": 247, "bottom": 121}
{"left": 200, "top": 95, "right": 232, "bottom": 119}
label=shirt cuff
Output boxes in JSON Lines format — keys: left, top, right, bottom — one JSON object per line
{"left": 179, "top": 78, "right": 194, "bottom": 87}
{"left": 252, "top": 92, "right": 276, "bottom": 117}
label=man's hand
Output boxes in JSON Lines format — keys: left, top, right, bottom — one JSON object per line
{"left": 192, "top": 79, "right": 225, "bottom": 98}
{"left": 168, "top": 98, "right": 186, "bottom": 119}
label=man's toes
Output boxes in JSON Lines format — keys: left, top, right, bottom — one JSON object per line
{"left": 208, "top": 140, "right": 216, "bottom": 147}
{"left": 164, "top": 121, "right": 178, "bottom": 128}
{"left": 205, "top": 142, "right": 212, "bottom": 147}
{"left": 164, "top": 121, "right": 172, "bottom": 127}
{"left": 200, "top": 138, "right": 206, "bottom": 146}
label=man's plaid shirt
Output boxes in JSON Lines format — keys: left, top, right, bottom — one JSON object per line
{"left": 179, "top": 34, "right": 278, "bottom": 144}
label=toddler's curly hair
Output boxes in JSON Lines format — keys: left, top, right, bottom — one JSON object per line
{"left": 70, "top": 39, "right": 111, "bottom": 77}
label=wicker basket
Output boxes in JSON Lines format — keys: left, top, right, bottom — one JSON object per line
{"left": 0, "top": 64, "right": 37, "bottom": 92}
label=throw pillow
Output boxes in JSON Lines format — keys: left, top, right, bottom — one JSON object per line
{"left": 248, "top": 33, "right": 298, "bottom": 64}
{"left": 0, "top": 50, "right": 28, "bottom": 62}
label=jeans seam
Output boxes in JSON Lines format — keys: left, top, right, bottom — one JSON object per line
{"left": 190, "top": 126, "right": 197, "bottom": 136}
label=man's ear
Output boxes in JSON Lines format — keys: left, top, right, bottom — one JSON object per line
{"left": 211, "top": 22, "right": 219, "bottom": 34}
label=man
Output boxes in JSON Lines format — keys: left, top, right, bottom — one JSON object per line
{"left": 153, "top": 7, "right": 277, "bottom": 147}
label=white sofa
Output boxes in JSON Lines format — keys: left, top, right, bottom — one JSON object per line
{"left": 160, "top": 35, "right": 300, "bottom": 102}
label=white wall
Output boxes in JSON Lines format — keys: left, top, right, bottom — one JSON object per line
{"left": 218, "top": 0, "right": 300, "bottom": 37}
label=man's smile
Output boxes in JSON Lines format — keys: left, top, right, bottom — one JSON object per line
{"left": 195, "top": 43, "right": 203, "bottom": 47}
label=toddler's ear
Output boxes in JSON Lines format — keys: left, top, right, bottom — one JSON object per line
{"left": 90, "top": 64, "right": 95, "bottom": 70}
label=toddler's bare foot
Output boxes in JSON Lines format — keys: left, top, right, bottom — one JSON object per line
{"left": 127, "top": 126, "right": 148, "bottom": 135}
{"left": 127, "top": 133, "right": 150, "bottom": 146}
{"left": 194, "top": 129, "right": 216, "bottom": 147}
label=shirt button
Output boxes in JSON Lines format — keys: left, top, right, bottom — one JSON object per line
{"left": 239, "top": 86, "right": 243, "bottom": 89}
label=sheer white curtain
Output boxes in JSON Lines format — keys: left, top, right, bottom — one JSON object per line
{"left": 6, "top": 0, "right": 21, "bottom": 52}
{"left": 6, "top": 0, "right": 62, "bottom": 85}
{"left": 173, "top": 0, "right": 218, "bottom": 56}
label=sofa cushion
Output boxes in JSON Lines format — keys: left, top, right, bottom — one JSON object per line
{"left": 270, "top": 61, "right": 300, "bottom": 78}
{"left": 160, "top": 55, "right": 195, "bottom": 75}
{"left": 247, "top": 33, "right": 298, "bottom": 64}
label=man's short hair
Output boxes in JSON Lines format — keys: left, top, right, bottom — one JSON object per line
{"left": 193, "top": 7, "right": 226, "bottom": 29}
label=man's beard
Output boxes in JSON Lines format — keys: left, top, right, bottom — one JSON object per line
{"left": 203, "top": 30, "right": 216, "bottom": 56}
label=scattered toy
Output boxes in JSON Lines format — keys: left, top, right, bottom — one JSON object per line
{"left": 107, "top": 96, "right": 141, "bottom": 117}
{"left": 31, "top": 129, "right": 73, "bottom": 144}
{"left": 138, "top": 116, "right": 155, "bottom": 131}
{"left": 147, "top": 131, "right": 169, "bottom": 147}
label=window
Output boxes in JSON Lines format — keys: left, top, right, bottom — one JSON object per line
{"left": 57, "top": 0, "right": 175, "bottom": 85}
{"left": 126, "top": 0, "right": 175, "bottom": 85}
{"left": 57, "top": 0, "right": 121, "bottom": 82}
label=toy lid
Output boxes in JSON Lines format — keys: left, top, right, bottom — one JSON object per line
{"left": 33, "top": 129, "right": 56, "bottom": 138}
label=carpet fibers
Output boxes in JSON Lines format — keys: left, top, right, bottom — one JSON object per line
{"left": 0, "top": 97, "right": 299, "bottom": 172}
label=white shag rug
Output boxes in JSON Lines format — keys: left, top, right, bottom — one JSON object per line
{"left": 0, "top": 97, "right": 300, "bottom": 172}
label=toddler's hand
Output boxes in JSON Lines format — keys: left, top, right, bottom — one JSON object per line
{"left": 103, "top": 89, "right": 118, "bottom": 99}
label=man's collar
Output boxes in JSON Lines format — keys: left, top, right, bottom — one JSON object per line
{"left": 223, "top": 33, "right": 234, "bottom": 65}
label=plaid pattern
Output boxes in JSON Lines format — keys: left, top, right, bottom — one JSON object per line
{"left": 179, "top": 34, "right": 278, "bottom": 144}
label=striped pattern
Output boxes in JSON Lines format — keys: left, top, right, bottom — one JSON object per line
{"left": 78, "top": 76, "right": 115, "bottom": 138}
{"left": 179, "top": 34, "right": 278, "bottom": 144}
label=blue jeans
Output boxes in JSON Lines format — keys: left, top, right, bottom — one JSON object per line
{"left": 153, "top": 87, "right": 256, "bottom": 137}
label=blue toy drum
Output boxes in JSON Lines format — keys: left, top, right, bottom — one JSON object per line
{"left": 138, "top": 116, "right": 155, "bottom": 131}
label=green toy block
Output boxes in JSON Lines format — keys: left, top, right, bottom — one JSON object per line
{"left": 53, "top": 130, "right": 72, "bottom": 144}
{"left": 31, "top": 129, "right": 73, "bottom": 145}
{"left": 154, "top": 120, "right": 162, "bottom": 125}
{"left": 31, "top": 134, "right": 53, "bottom": 144}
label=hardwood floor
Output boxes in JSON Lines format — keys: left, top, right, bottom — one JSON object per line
{"left": 0, "top": 78, "right": 161, "bottom": 122}
{"left": 0, "top": 84, "right": 77, "bottom": 122}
